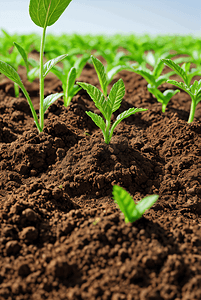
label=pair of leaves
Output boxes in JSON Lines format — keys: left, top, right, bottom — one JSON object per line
{"left": 113, "top": 185, "right": 158, "bottom": 223}
{"left": 147, "top": 84, "right": 179, "bottom": 112}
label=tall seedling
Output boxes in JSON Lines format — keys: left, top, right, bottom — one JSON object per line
{"left": 0, "top": 0, "right": 72, "bottom": 132}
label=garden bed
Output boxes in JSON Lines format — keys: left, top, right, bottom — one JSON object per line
{"left": 0, "top": 63, "right": 201, "bottom": 300}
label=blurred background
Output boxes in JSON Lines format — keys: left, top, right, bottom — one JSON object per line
{"left": 0, "top": 0, "right": 200, "bottom": 36}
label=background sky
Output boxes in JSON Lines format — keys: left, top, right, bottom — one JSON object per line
{"left": 0, "top": 0, "right": 200, "bottom": 36}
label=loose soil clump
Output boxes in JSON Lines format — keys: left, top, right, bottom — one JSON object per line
{"left": 0, "top": 63, "right": 201, "bottom": 300}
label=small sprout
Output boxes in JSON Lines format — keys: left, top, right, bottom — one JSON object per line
{"left": 84, "top": 132, "right": 91, "bottom": 136}
{"left": 93, "top": 217, "right": 101, "bottom": 225}
{"left": 113, "top": 185, "right": 158, "bottom": 223}
{"left": 58, "top": 185, "right": 63, "bottom": 189}
{"left": 162, "top": 58, "right": 201, "bottom": 123}
{"left": 77, "top": 56, "right": 147, "bottom": 144}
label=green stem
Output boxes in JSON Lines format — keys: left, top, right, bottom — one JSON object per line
{"left": 188, "top": 98, "right": 196, "bottom": 123}
{"left": 39, "top": 26, "right": 47, "bottom": 130}
{"left": 104, "top": 119, "right": 111, "bottom": 144}
{"left": 20, "top": 85, "right": 42, "bottom": 132}
{"left": 14, "top": 82, "right": 19, "bottom": 98}
{"left": 162, "top": 103, "right": 166, "bottom": 113}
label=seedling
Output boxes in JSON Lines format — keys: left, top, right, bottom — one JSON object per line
{"left": 0, "top": 0, "right": 72, "bottom": 132}
{"left": 113, "top": 185, "right": 158, "bottom": 223}
{"left": 162, "top": 59, "right": 201, "bottom": 123}
{"left": 77, "top": 57, "right": 147, "bottom": 144}
{"left": 130, "top": 51, "right": 179, "bottom": 112}
{"left": 51, "top": 53, "right": 90, "bottom": 107}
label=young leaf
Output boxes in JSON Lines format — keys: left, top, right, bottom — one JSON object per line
{"left": 85, "top": 111, "right": 106, "bottom": 133}
{"left": 91, "top": 55, "right": 108, "bottom": 97}
{"left": 113, "top": 185, "right": 137, "bottom": 223}
{"left": 162, "top": 59, "right": 188, "bottom": 85}
{"left": 14, "top": 42, "right": 29, "bottom": 72}
{"left": 43, "top": 54, "right": 68, "bottom": 77}
{"left": 0, "top": 60, "right": 23, "bottom": 88}
{"left": 108, "top": 78, "right": 125, "bottom": 113}
{"left": 113, "top": 185, "right": 158, "bottom": 223}
{"left": 66, "top": 67, "right": 77, "bottom": 95}
{"left": 167, "top": 80, "right": 191, "bottom": 95}
{"left": 135, "top": 195, "right": 159, "bottom": 216}
{"left": 134, "top": 68, "right": 154, "bottom": 85}
{"left": 110, "top": 108, "right": 148, "bottom": 136}
{"left": 77, "top": 81, "right": 109, "bottom": 119}
{"left": 43, "top": 92, "right": 64, "bottom": 112}
{"left": 107, "top": 65, "right": 134, "bottom": 84}
{"left": 29, "top": 0, "right": 72, "bottom": 28}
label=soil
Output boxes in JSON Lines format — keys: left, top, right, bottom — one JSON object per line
{"left": 0, "top": 61, "right": 201, "bottom": 300}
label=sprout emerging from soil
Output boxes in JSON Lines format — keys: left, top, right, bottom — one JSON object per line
{"left": 113, "top": 185, "right": 158, "bottom": 223}
{"left": 77, "top": 56, "right": 148, "bottom": 144}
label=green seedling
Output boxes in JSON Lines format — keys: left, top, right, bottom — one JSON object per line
{"left": 147, "top": 86, "right": 179, "bottom": 113}
{"left": 77, "top": 58, "right": 147, "bottom": 144}
{"left": 0, "top": 0, "right": 72, "bottom": 132}
{"left": 162, "top": 58, "right": 201, "bottom": 123}
{"left": 51, "top": 53, "right": 90, "bottom": 107}
{"left": 131, "top": 51, "right": 179, "bottom": 112}
{"left": 89, "top": 55, "right": 134, "bottom": 97}
{"left": 113, "top": 185, "right": 158, "bottom": 223}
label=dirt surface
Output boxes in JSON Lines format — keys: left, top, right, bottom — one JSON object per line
{"left": 0, "top": 62, "right": 201, "bottom": 300}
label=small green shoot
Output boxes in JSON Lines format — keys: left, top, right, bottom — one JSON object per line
{"left": 113, "top": 185, "right": 158, "bottom": 223}
{"left": 51, "top": 53, "right": 90, "bottom": 107}
{"left": 77, "top": 57, "right": 147, "bottom": 144}
{"left": 162, "top": 58, "right": 201, "bottom": 122}
{"left": 131, "top": 51, "right": 178, "bottom": 112}
{"left": 0, "top": 0, "right": 72, "bottom": 132}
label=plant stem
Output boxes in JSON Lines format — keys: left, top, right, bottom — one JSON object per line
{"left": 14, "top": 83, "right": 19, "bottom": 98}
{"left": 39, "top": 26, "right": 47, "bottom": 131}
{"left": 20, "top": 85, "right": 42, "bottom": 132}
{"left": 105, "top": 120, "right": 111, "bottom": 144}
{"left": 188, "top": 98, "right": 196, "bottom": 123}
{"left": 161, "top": 103, "right": 166, "bottom": 113}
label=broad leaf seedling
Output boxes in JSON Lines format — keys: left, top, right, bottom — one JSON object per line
{"left": 162, "top": 58, "right": 201, "bottom": 123}
{"left": 0, "top": 0, "right": 72, "bottom": 132}
{"left": 77, "top": 56, "right": 148, "bottom": 144}
{"left": 113, "top": 185, "right": 158, "bottom": 223}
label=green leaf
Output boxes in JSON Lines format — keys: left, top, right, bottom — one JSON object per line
{"left": 77, "top": 81, "right": 109, "bottom": 120}
{"left": 43, "top": 54, "right": 68, "bottom": 77}
{"left": 74, "top": 53, "right": 90, "bottom": 78}
{"left": 27, "top": 66, "right": 40, "bottom": 82}
{"left": 0, "top": 60, "right": 23, "bottom": 88}
{"left": 110, "top": 107, "right": 148, "bottom": 142}
{"left": 86, "top": 111, "right": 106, "bottom": 133}
{"left": 66, "top": 67, "right": 77, "bottom": 95}
{"left": 135, "top": 195, "right": 158, "bottom": 216}
{"left": 107, "top": 65, "right": 134, "bottom": 84}
{"left": 29, "top": 0, "right": 72, "bottom": 28}
{"left": 134, "top": 68, "right": 154, "bottom": 85}
{"left": 167, "top": 80, "right": 191, "bottom": 95}
{"left": 162, "top": 59, "right": 188, "bottom": 85}
{"left": 108, "top": 78, "right": 125, "bottom": 113}
{"left": 43, "top": 92, "right": 63, "bottom": 112}
{"left": 113, "top": 185, "right": 137, "bottom": 223}
{"left": 91, "top": 55, "right": 108, "bottom": 97}
{"left": 14, "top": 42, "right": 29, "bottom": 72}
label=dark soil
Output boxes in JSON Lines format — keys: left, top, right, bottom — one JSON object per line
{"left": 0, "top": 62, "right": 201, "bottom": 300}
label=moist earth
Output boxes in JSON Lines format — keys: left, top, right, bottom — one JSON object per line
{"left": 0, "top": 62, "right": 201, "bottom": 300}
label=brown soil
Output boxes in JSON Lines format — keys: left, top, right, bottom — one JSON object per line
{"left": 0, "top": 62, "right": 201, "bottom": 300}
